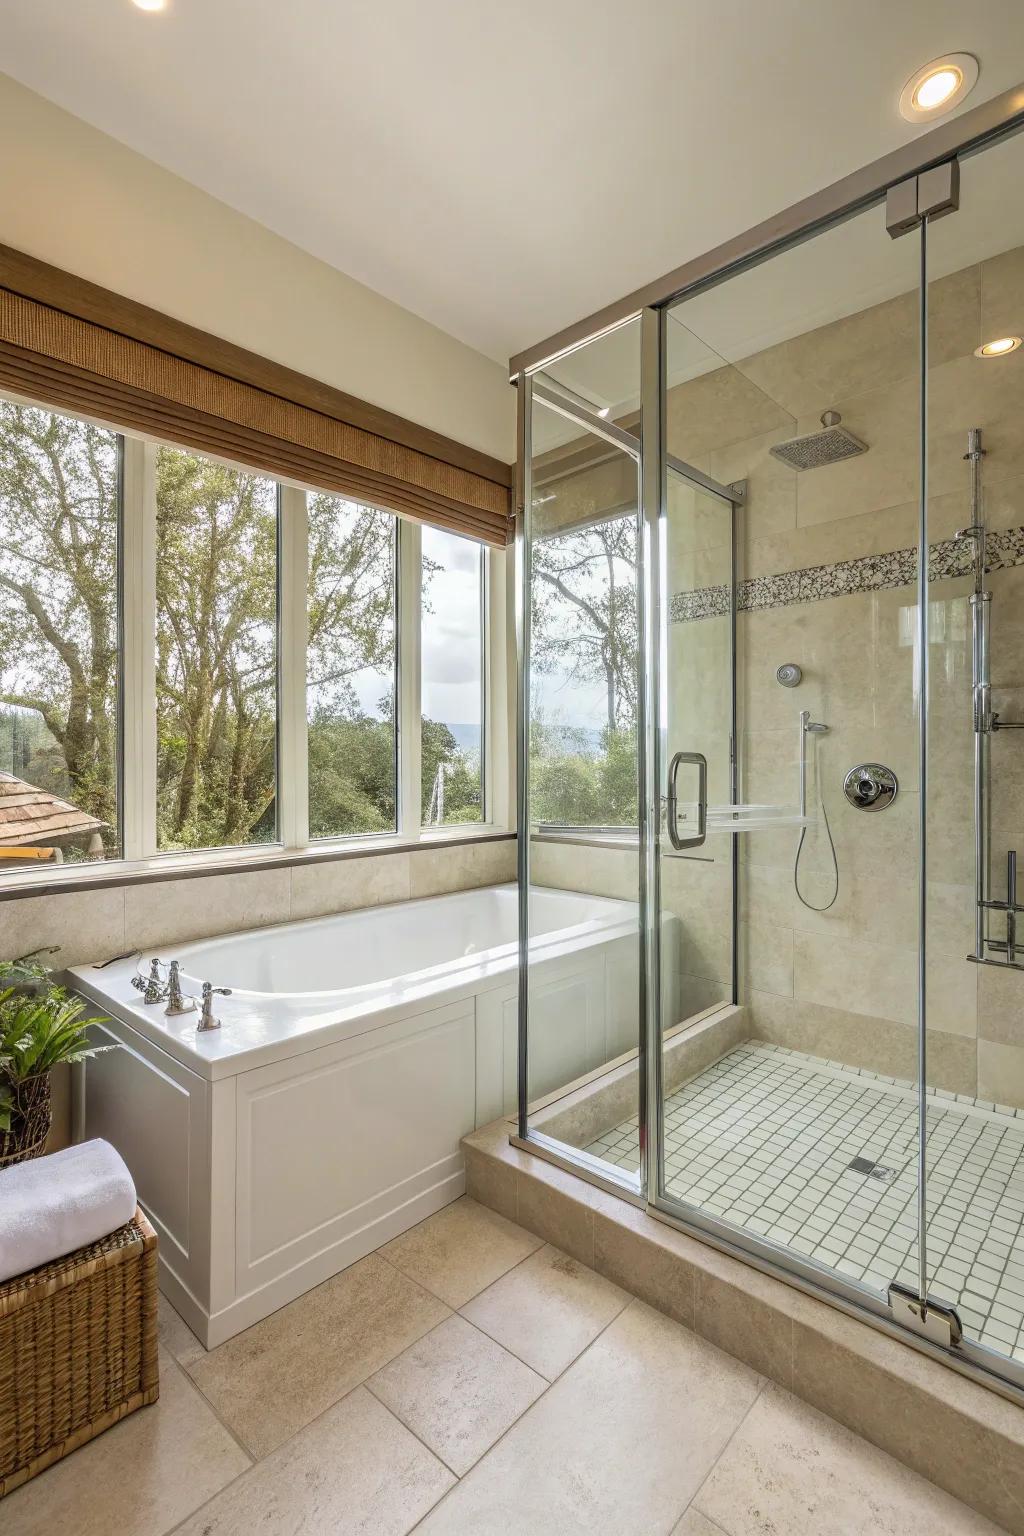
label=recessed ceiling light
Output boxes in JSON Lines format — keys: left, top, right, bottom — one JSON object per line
{"left": 899, "top": 54, "right": 978, "bottom": 123}
{"left": 132, "top": 0, "right": 167, "bottom": 11}
{"left": 974, "top": 336, "right": 1022, "bottom": 358}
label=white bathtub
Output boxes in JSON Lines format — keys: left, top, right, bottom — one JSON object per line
{"left": 175, "top": 882, "right": 633, "bottom": 1003}
{"left": 70, "top": 883, "right": 657, "bottom": 1345}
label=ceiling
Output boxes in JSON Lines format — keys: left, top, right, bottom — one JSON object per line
{"left": 2, "top": 1, "right": 1024, "bottom": 369}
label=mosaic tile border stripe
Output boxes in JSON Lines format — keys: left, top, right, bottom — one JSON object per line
{"left": 671, "top": 524, "right": 1024, "bottom": 622}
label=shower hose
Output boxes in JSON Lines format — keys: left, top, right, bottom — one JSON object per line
{"left": 794, "top": 733, "right": 839, "bottom": 912}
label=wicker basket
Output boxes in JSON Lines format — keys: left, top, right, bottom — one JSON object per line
{"left": 0, "top": 1208, "right": 159, "bottom": 1497}
{"left": 0, "top": 1072, "right": 52, "bottom": 1170}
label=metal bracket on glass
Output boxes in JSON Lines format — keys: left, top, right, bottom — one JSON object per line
{"left": 888, "top": 1282, "right": 963, "bottom": 1349}
{"left": 885, "top": 159, "right": 960, "bottom": 239}
{"left": 666, "top": 750, "right": 707, "bottom": 850}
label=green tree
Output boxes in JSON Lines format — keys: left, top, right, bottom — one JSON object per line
{"left": 532, "top": 516, "right": 638, "bottom": 733}
{"left": 155, "top": 450, "right": 278, "bottom": 850}
{"left": 1, "top": 406, "right": 485, "bottom": 855}
{"left": 0, "top": 403, "right": 119, "bottom": 845}
{"left": 529, "top": 513, "right": 640, "bottom": 828}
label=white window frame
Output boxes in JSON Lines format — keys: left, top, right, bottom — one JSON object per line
{"left": 0, "top": 391, "right": 513, "bottom": 891}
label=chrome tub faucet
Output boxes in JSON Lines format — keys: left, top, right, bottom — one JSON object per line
{"left": 197, "top": 981, "right": 232, "bottom": 1032}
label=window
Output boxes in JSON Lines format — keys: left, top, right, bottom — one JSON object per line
{"left": 421, "top": 526, "right": 484, "bottom": 825}
{"left": 307, "top": 494, "right": 397, "bottom": 838}
{"left": 0, "top": 401, "right": 121, "bottom": 869}
{"left": 0, "top": 390, "right": 502, "bottom": 881}
{"left": 529, "top": 512, "right": 639, "bottom": 829}
{"left": 155, "top": 448, "right": 278, "bottom": 853}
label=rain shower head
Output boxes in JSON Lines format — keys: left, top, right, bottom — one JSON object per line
{"left": 769, "top": 411, "right": 868, "bottom": 472}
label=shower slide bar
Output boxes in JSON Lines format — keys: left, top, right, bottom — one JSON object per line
{"left": 960, "top": 428, "right": 1024, "bottom": 972}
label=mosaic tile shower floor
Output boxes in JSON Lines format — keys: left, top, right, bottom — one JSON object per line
{"left": 584, "top": 1041, "right": 1024, "bottom": 1364}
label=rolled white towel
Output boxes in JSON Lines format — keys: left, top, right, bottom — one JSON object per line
{"left": 0, "top": 1138, "right": 138, "bottom": 1284}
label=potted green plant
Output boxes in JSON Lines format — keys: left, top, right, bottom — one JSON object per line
{"left": 0, "top": 954, "right": 108, "bottom": 1169}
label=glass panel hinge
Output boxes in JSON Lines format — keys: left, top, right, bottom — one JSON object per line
{"left": 885, "top": 160, "right": 960, "bottom": 239}
{"left": 888, "top": 1282, "right": 963, "bottom": 1348}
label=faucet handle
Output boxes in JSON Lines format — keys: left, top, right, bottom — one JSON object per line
{"left": 197, "top": 981, "right": 232, "bottom": 1033}
{"left": 164, "top": 959, "right": 196, "bottom": 1016}
{"left": 132, "top": 957, "right": 167, "bottom": 1004}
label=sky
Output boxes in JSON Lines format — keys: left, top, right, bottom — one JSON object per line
{"left": 347, "top": 525, "right": 484, "bottom": 728}
{"left": 347, "top": 522, "right": 612, "bottom": 732}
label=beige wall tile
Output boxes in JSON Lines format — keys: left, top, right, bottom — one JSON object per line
{"left": 793, "top": 930, "right": 976, "bottom": 1038}
{"left": 980, "top": 244, "right": 1024, "bottom": 342}
{"left": 977, "top": 1039, "right": 1024, "bottom": 1109}
{"left": 0, "top": 885, "right": 126, "bottom": 968}
{"left": 748, "top": 989, "right": 976, "bottom": 1094}
{"left": 676, "top": 974, "right": 732, "bottom": 1021}
{"left": 978, "top": 964, "right": 1024, "bottom": 1047}
{"left": 739, "top": 590, "right": 878, "bottom": 738}
{"left": 735, "top": 263, "right": 979, "bottom": 420}
{"left": 124, "top": 866, "right": 292, "bottom": 950}
{"left": 464, "top": 1140, "right": 519, "bottom": 1224}
{"left": 665, "top": 356, "right": 793, "bottom": 461}
{"left": 794, "top": 930, "right": 914, "bottom": 1026}
{"left": 290, "top": 850, "right": 411, "bottom": 920}
{"left": 2, "top": 839, "right": 511, "bottom": 974}
{"left": 592, "top": 1203, "right": 697, "bottom": 1328}
{"left": 514, "top": 1152, "right": 601, "bottom": 1268}
{"left": 692, "top": 1246, "right": 794, "bottom": 1389}
{"left": 741, "top": 864, "right": 972, "bottom": 960}
{"left": 530, "top": 839, "right": 639, "bottom": 901}
{"left": 739, "top": 920, "right": 793, "bottom": 998}
{"left": 409, "top": 838, "right": 515, "bottom": 899}
{"left": 745, "top": 499, "right": 917, "bottom": 581}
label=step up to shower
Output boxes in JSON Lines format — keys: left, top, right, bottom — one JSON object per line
{"left": 462, "top": 1115, "right": 1024, "bottom": 1535}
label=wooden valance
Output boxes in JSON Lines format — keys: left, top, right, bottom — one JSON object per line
{"left": 0, "top": 244, "right": 512, "bottom": 545}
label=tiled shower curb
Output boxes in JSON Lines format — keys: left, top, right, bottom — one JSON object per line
{"left": 462, "top": 1117, "right": 1024, "bottom": 1534}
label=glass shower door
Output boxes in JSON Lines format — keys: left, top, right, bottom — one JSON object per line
{"left": 647, "top": 201, "right": 929, "bottom": 1311}
{"left": 518, "top": 319, "right": 646, "bottom": 1190}
{"left": 651, "top": 461, "right": 739, "bottom": 1211}
{"left": 920, "top": 126, "right": 1024, "bottom": 1383}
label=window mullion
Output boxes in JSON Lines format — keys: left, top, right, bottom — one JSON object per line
{"left": 398, "top": 518, "right": 422, "bottom": 840}
{"left": 278, "top": 483, "right": 309, "bottom": 850}
{"left": 120, "top": 436, "right": 156, "bottom": 859}
{"left": 486, "top": 545, "right": 512, "bottom": 830}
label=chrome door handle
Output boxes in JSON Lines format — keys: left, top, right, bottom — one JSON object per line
{"left": 666, "top": 750, "right": 707, "bottom": 850}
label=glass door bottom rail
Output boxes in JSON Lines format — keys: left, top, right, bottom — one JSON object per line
{"left": 584, "top": 1041, "right": 1024, "bottom": 1363}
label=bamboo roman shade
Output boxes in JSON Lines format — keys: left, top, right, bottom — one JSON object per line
{"left": 0, "top": 245, "right": 513, "bottom": 545}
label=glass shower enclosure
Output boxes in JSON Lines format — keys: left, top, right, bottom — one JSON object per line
{"left": 514, "top": 88, "right": 1024, "bottom": 1398}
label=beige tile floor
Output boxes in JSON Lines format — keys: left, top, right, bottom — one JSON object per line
{"left": 3, "top": 1196, "right": 1009, "bottom": 1535}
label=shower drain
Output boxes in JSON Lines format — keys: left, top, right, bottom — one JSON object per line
{"left": 847, "top": 1156, "right": 900, "bottom": 1184}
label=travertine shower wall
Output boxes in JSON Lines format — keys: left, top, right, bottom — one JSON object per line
{"left": 532, "top": 240, "right": 1024, "bottom": 1105}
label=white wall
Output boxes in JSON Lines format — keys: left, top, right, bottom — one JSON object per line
{"left": 0, "top": 73, "right": 514, "bottom": 462}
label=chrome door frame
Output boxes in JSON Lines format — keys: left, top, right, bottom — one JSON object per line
{"left": 639, "top": 302, "right": 743, "bottom": 1243}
